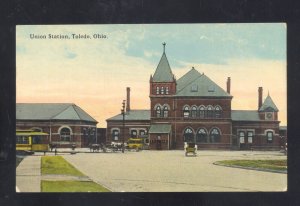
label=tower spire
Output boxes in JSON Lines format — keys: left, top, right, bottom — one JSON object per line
{"left": 163, "top": 42, "right": 166, "bottom": 53}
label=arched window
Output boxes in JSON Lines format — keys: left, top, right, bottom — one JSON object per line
{"left": 191, "top": 106, "right": 197, "bottom": 118}
{"left": 196, "top": 128, "right": 208, "bottom": 143}
{"left": 161, "top": 87, "right": 164, "bottom": 94}
{"left": 215, "top": 106, "right": 222, "bottom": 118}
{"left": 163, "top": 106, "right": 169, "bottom": 117}
{"left": 207, "top": 105, "right": 213, "bottom": 118}
{"left": 156, "top": 106, "right": 161, "bottom": 117}
{"left": 166, "top": 87, "right": 169, "bottom": 94}
{"left": 209, "top": 128, "right": 221, "bottom": 143}
{"left": 266, "top": 131, "right": 273, "bottom": 143}
{"left": 183, "top": 127, "right": 195, "bottom": 143}
{"left": 199, "top": 106, "right": 205, "bottom": 118}
{"left": 156, "top": 86, "right": 159, "bottom": 94}
{"left": 112, "top": 129, "right": 119, "bottom": 141}
{"left": 60, "top": 127, "right": 71, "bottom": 142}
{"left": 183, "top": 106, "right": 190, "bottom": 118}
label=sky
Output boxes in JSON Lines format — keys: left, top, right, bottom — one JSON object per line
{"left": 16, "top": 24, "right": 287, "bottom": 127}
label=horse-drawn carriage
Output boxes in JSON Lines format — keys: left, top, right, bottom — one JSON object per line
{"left": 184, "top": 142, "right": 197, "bottom": 156}
{"left": 88, "top": 142, "right": 126, "bottom": 153}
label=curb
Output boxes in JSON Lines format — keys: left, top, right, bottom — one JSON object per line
{"left": 213, "top": 162, "right": 287, "bottom": 174}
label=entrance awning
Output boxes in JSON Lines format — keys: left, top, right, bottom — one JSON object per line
{"left": 149, "top": 124, "right": 171, "bottom": 134}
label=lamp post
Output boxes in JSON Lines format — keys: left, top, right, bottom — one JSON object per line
{"left": 121, "top": 100, "right": 126, "bottom": 153}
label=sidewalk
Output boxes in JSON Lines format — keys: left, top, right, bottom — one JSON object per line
{"left": 16, "top": 155, "right": 41, "bottom": 192}
{"left": 16, "top": 150, "right": 93, "bottom": 193}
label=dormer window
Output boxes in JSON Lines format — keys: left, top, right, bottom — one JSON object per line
{"left": 208, "top": 85, "right": 215, "bottom": 92}
{"left": 191, "top": 84, "right": 198, "bottom": 92}
{"left": 161, "top": 87, "right": 164, "bottom": 94}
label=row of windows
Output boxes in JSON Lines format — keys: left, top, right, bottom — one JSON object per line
{"left": 183, "top": 105, "right": 222, "bottom": 117}
{"left": 154, "top": 104, "right": 223, "bottom": 118}
{"left": 155, "top": 86, "right": 169, "bottom": 95}
{"left": 112, "top": 129, "right": 147, "bottom": 141}
{"left": 183, "top": 127, "right": 221, "bottom": 143}
{"left": 238, "top": 131, "right": 274, "bottom": 143}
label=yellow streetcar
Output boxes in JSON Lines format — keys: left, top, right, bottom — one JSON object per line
{"left": 16, "top": 130, "right": 49, "bottom": 154}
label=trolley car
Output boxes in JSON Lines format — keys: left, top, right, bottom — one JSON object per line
{"left": 16, "top": 130, "right": 49, "bottom": 154}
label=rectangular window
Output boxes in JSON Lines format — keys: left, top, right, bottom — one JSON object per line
{"left": 156, "top": 87, "right": 159, "bottom": 94}
{"left": 161, "top": 87, "right": 164, "bottom": 94}
{"left": 267, "top": 131, "right": 273, "bottom": 143}
{"left": 239, "top": 132, "right": 245, "bottom": 143}
{"left": 16, "top": 136, "right": 29, "bottom": 144}
{"left": 112, "top": 130, "right": 119, "bottom": 141}
{"left": 166, "top": 87, "right": 169, "bottom": 94}
{"left": 247, "top": 131, "right": 253, "bottom": 144}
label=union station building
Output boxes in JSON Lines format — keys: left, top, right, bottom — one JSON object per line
{"left": 107, "top": 44, "right": 285, "bottom": 150}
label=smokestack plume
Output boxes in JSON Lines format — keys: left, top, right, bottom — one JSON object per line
{"left": 226, "top": 77, "right": 231, "bottom": 94}
{"left": 126, "top": 87, "right": 130, "bottom": 112}
{"left": 258, "top": 87, "right": 263, "bottom": 110}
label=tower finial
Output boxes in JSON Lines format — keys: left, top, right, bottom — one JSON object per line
{"left": 162, "top": 42, "right": 166, "bottom": 53}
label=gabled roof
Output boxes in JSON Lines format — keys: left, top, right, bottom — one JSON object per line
{"left": 176, "top": 67, "right": 202, "bottom": 91}
{"left": 231, "top": 110, "right": 260, "bottom": 121}
{"left": 149, "top": 124, "right": 171, "bottom": 134}
{"left": 16, "top": 103, "right": 98, "bottom": 123}
{"left": 259, "top": 95, "right": 279, "bottom": 112}
{"left": 176, "top": 68, "right": 231, "bottom": 97}
{"left": 152, "top": 52, "right": 174, "bottom": 82}
{"left": 106, "top": 110, "right": 150, "bottom": 121}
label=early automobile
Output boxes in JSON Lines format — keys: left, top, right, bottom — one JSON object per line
{"left": 184, "top": 142, "right": 197, "bottom": 156}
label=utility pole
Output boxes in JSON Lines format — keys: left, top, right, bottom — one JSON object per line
{"left": 121, "top": 100, "right": 126, "bottom": 153}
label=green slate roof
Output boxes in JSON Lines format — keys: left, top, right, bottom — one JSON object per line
{"left": 231, "top": 110, "right": 260, "bottom": 121}
{"left": 152, "top": 52, "right": 174, "bottom": 82}
{"left": 176, "top": 68, "right": 231, "bottom": 97}
{"left": 176, "top": 67, "right": 202, "bottom": 91}
{"left": 16, "top": 103, "right": 98, "bottom": 123}
{"left": 149, "top": 124, "right": 171, "bottom": 134}
{"left": 259, "top": 95, "right": 279, "bottom": 112}
{"left": 106, "top": 110, "right": 150, "bottom": 121}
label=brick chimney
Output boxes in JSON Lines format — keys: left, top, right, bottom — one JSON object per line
{"left": 226, "top": 77, "right": 231, "bottom": 94}
{"left": 126, "top": 87, "right": 130, "bottom": 112}
{"left": 258, "top": 87, "right": 263, "bottom": 110}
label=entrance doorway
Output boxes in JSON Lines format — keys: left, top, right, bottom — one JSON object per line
{"left": 156, "top": 136, "right": 162, "bottom": 150}
{"left": 239, "top": 131, "right": 253, "bottom": 150}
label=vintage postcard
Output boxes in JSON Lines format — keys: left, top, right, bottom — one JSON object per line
{"left": 16, "top": 24, "right": 287, "bottom": 192}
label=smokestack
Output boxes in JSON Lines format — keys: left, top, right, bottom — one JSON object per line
{"left": 226, "top": 77, "right": 231, "bottom": 94}
{"left": 126, "top": 87, "right": 130, "bottom": 112}
{"left": 258, "top": 87, "right": 263, "bottom": 110}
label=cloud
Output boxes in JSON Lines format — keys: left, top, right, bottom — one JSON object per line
{"left": 64, "top": 47, "right": 77, "bottom": 59}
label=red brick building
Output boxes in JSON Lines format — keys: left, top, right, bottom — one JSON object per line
{"left": 16, "top": 103, "right": 98, "bottom": 148}
{"left": 106, "top": 44, "right": 285, "bottom": 150}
